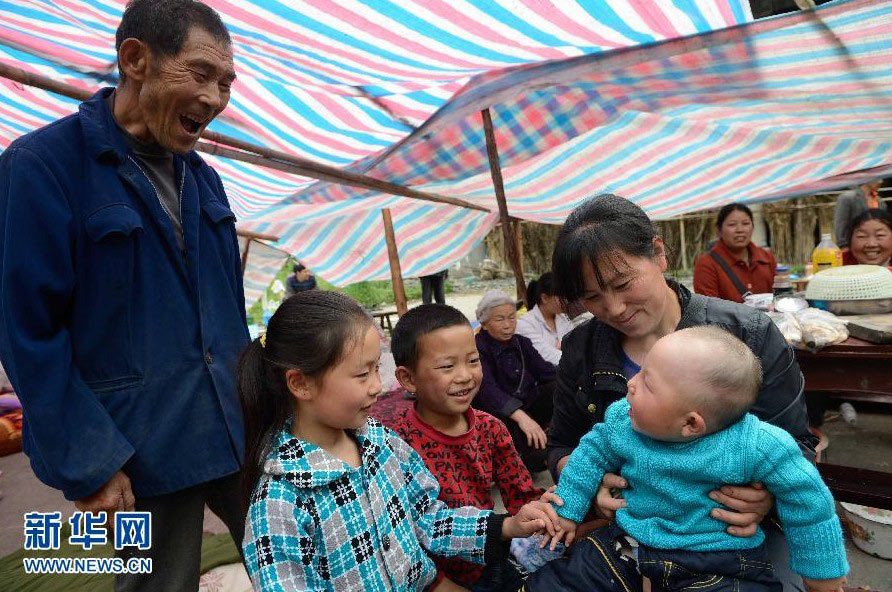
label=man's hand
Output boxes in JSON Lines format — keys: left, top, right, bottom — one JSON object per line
{"left": 803, "top": 577, "right": 845, "bottom": 592}
{"left": 75, "top": 470, "right": 135, "bottom": 515}
{"left": 595, "top": 472, "right": 628, "bottom": 520}
{"left": 502, "top": 501, "right": 560, "bottom": 540}
{"left": 709, "top": 482, "right": 773, "bottom": 537}
{"left": 510, "top": 409, "right": 546, "bottom": 449}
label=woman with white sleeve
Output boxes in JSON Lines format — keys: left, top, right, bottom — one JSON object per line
{"left": 516, "top": 272, "right": 574, "bottom": 366}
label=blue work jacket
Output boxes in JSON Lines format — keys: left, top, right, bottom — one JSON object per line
{"left": 0, "top": 88, "right": 249, "bottom": 500}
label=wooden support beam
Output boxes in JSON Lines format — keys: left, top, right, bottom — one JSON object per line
{"left": 381, "top": 208, "right": 408, "bottom": 316}
{"left": 236, "top": 228, "right": 279, "bottom": 242}
{"left": 481, "top": 108, "right": 526, "bottom": 306}
{"left": 240, "top": 239, "right": 252, "bottom": 276}
{"left": 512, "top": 217, "right": 525, "bottom": 277}
{"left": 0, "top": 62, "right": 490, "bottom": 213}
{"left": 679, "top": 217, "right": 688, "bottom": 271}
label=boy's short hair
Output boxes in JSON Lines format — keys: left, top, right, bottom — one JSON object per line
{"left": 391, "top": 304, "right": 471, "bottom": 368}
{"left": 679, "top": 326, "right": 762, "bottom": 432}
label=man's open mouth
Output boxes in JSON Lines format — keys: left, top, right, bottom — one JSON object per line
{"left": 180, "top": 114, "right": 205, "bottom": 135}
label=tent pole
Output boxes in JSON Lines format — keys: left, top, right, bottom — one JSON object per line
{"left": 481, "top": 108, "right": 526, "bottom": 307}
{"left": 679, "top": 217, "right": 688, "bottom": 271}
{"left": 241, "top": 239, "right": 252, "bottom": 276}
{"left": 512, "top": 218, "right": 525, "bottom": 279}
{"left": 237, "top": 229, "right": 279, "bottom": 242}
{"left": 0, "top": 63, "right": 489, "bottom": 213}
{"left": 381, "top": 208, "right": 408, "bottom": 316}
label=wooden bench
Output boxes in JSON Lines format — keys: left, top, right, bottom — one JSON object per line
{"left": 371, "top": 309, "right": 398, "bottom": 335}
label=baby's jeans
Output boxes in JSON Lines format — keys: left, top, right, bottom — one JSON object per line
{"left": 638, "top": 543, "right": 783, "bottom": 592}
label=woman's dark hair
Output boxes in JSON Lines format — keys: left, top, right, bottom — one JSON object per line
{"left": 238, "top": 290, "right": 373, "bottom": 512}
{"left": 552, "top": 194, "right": 658, "bottom": 303}
{"left": 116, "top": 0, "right": 231, "bottom": 80}
{"left": 526, "top": 272, "right": 557, "bottom": 308}
{"left": 716, "top": 203, "right": 754, "bottom": 229}
{"left": 848, "top": 208, "right": 892, "bottom": 244}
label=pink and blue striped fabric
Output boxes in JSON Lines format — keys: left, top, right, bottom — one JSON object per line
{"left": 0, "top": 0, "right": 812, "bottom": 285}
{"left": 295, "top": 0, "right": 892, "bottom": 229}
{"left": 0, "top": 1, "right": 755, "bottom": 288}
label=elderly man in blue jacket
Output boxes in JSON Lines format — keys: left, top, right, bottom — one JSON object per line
{"left": 0, "top": 1, "right": 249, "bottom": 589}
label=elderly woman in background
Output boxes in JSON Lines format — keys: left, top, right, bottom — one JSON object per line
{"left": 693, "top": 203, "right": 776, "bottom": 302}
{"left": 843, "top": 208, "right": 892, "bottom": 267}
{"left": 474, "top": 290, "right": 556, "bottom": 472}
{"left": 516, "top": 272, "right": 574, "bottom": 366}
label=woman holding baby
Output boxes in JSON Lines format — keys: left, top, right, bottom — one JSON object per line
{"left": 542, "top": 194, "right": 818, "bottom": 592}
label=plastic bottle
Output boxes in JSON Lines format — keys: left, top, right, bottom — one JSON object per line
{"left": 839, "top": 402, "right": 857, "bottom": 426}
{"left": 811, "top": 234, "right": 843, "bottom": 272}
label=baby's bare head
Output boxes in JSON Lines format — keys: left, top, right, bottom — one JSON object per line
{"left": 661, "top": 326, "right": 762, "bottom": 433}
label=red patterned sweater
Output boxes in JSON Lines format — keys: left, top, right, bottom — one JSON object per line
{"left": 393, "top": 405, "right": 542, "bottom": 588}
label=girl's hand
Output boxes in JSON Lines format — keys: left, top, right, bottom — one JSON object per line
{"left": 429, "top": 576, "right": 470, "bottom": 592}
{"left": 595, "top": 473, "right": 628, "bottom": 520}
{"left": 511, "top": 409, "right": 547, "bottom": 449}
{"left": 502, "top": 501, "right": 560, "bottom": 539}
{"left": 709, "top": 482, "right": 773, "bottom": 537}
{"left": 803, "top": 577, "right": 845, "bottom": 592}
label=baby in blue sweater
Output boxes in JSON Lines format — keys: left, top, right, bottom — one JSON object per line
{"left": 549, "top": 326, "right": 848, "bottom": 592}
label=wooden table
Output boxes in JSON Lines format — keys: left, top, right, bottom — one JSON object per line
{"left": 796, "top": 337, "right": 892, "bottom": 405}
{"left": 796, "top": 338, "right": 892, "bottom": 509}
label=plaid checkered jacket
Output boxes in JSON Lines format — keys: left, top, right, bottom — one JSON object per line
{"left": 243, "top": 418, "right": 495, "bottom": 591}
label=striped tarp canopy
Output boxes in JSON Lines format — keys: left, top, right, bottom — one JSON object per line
{"left": 0, "top": 0, "right": 754, "bottom": 292}
{"left": 281, "top": 0, "right": 892, "bottom": 285}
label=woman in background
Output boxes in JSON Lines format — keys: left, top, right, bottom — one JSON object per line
{"left": 516, "top": 272, "right": 574, "bottom": 366}
{"left": 843, "top": 208, "right": 892, "bottom": 267}
{"left": 694, "top": 203, "right": 776, "bottom": 302}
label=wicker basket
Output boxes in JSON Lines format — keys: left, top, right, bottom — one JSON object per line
{"left": 805, "top": 265, "right": 892, "bottom": 301}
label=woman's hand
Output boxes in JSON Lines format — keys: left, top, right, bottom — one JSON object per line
{"left": 709, "top": 482, "right": 774, "bottom": 537}
{"left": 511, "top": 409, "right": 547, "bottom": 449}
{"left": 595, "top": 472, "right": 628, "bottom": 520}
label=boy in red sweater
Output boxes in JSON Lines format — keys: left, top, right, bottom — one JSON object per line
{"left": 392, "top": 304, "right": 543, "bottom": 591}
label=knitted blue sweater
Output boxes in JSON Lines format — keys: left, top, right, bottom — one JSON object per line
{"left": 555, "top": 399, "right": 848, "bottom": 580}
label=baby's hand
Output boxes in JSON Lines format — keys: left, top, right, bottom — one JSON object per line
{"left": 541, "top": 516, "right": 578, "bottom": 550}
{"left": 540, "top": 485, "right": 564, "bottom": 507}
{"left": 502, "top": 501, "right": 561, "bottom": 540}
{"left": 803, "top": 577, "right": 845, "bottom": 592}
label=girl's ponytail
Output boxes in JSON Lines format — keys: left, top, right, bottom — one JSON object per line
{"left": 238, "top": 337, "right": 291, "bottom": 513}
{"left": 237, "top": 291, "right": 373, "bottom": 514}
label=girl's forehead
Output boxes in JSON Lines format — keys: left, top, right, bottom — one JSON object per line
{"left": 341, "top": 324, "right": 381, "bottom": 361}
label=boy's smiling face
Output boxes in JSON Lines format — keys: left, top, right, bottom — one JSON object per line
{"left": 399, "top": 325, "right": 482, "bottom": 418}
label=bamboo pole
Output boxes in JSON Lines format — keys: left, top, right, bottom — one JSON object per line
{"left": 0, "top": 62, "right": 489, "bottom": 213}
{"left": 481, "top": 108, "right": 526, "bottom": 306}
{"left": 678, "top": 217, "right": 688, "bottom": 271}
{"left": 381, "top": 208, "right": 408, "bottom": 316}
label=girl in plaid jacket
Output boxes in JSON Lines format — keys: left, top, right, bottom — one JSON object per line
{"left": 238, "top": 291, "right": 560, "bottom": 591}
